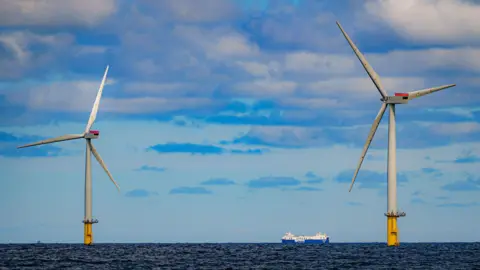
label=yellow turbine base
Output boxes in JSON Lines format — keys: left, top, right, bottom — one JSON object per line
{"left": 387, "top": 216, "right": 399, "bottom": 246}
{"left": 84, "top": 223, "right": 93, "bottom": 245}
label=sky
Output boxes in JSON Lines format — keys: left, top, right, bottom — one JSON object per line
{"left": 0, "top": 0, "right": 480, "bottom": 243}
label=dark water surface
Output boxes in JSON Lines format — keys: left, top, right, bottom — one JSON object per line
{"left": 1, "top": 243, "right": 479, "bottom": 269}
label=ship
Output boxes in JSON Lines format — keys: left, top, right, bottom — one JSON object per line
{"left": 281, "top": 232, "right": 330, "bottom": 244}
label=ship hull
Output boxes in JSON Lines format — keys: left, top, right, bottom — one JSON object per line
{"left": 282, "top": 238, "right": 330, "bottom": 244}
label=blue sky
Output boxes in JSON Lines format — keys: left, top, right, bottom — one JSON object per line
{"left": 1, "top": 0, "right": 480, "bottom": 243}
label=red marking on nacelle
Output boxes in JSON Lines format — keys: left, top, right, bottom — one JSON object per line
{"left": 394, "top": 93, "right": 409, "bottom": 97}
{"left": 89, "top": 130, "right": 99, "bottom": 135}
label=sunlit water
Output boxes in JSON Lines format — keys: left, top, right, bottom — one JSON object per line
{"left": 1, "top": 243, "right": 479, "bottom": 269}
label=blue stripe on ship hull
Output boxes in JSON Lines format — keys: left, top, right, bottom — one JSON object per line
{"left": 281, "top": 238, "right": 330, "bottom": 244}
{"left": 282, "top": 239, "right": 296, "bottom": 244}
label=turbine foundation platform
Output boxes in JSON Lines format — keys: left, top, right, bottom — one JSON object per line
{"left": 82, "top": 219, "right": 98, "bottom": 245}
{"left": 384, "top": 212, "right": 406, "bottom": 247}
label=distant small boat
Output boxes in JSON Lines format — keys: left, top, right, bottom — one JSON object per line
{"left": 281, "top": 232, "right": 330, "bottom": 244}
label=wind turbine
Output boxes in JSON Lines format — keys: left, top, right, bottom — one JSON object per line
{"left": 336, "top": 21, "right": 456, "bottom": 246}
{"left": 17, "top": 65, "right": 120, "bottom": 245}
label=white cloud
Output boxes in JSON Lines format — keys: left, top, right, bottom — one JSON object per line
{"left": 428, "top": 107, "right": 480, "bottom": 119}
{"left": 0, "top": 31, "right": 73, "bottom": 62}
{"left": 123, "top": 82, "right": 200, "bottom": 96}
{"left": 141, "top": 0, "right": 240, "bottom": 22}
{"left": 367, "top": 48, "right": 480, "bottom": 75}
{"left": 132, "top": 58, "right": 156, "bottom": 74}
{"left": 74, "top": 46, "right": 109, "bottom": 56}
{"left": 429, "top": 122, "right": 480, "bottom": 136}
{"left": 5, "top": 79, "right": 223, "bottom": 114}
{"left": 364, "top": 0, "right": 480, "bottom": 44}
{"left": 277, "top": 98, "right": 342, "bottom": 109}
{"left": 121, "top": 81, "right": 222, "bottom": 99}
{"left": 232, "top": 121, "right": 480, "bottom": 151}
{"left": 7, "top": 81, "right": 104, "bottom": 112}
{"left": 256, "top": 10, "right": 346, "bottom": 52}
{"left": 1, "top": 0, "right": 478, "bottom": 116}
{"left": 215, "top": 35, "right": 259, "bottom": 58}
{"left": 0, "top": 31, "right": 74, "bottom": 78}
{"left": 234, "top": 126, "right": 336, "bottom": 148}
{"left": 232, "top": 79, "right": 297, "bottom": 98}
{"left": 101, "top": 97, "right": 220, "bottom": 114}
{"left": 0, "top": 0, "right": 117, "bottom": 27}
{"left": 235, "top": 61, "right": 273, "bottom": 78}
{"left": 284, "top": 52, "right": 356, "bottom": 74}
{"left": 173, "top": 26, "right": 259, "bottom": 60}
{"left": 304, "top": 77, "right": 426, "bottom": 98}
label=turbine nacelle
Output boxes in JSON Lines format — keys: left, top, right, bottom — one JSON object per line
{"left": 381, "top": 93, "right": 410, "bottom": 104}
{"left": 84, "top": 130, "right": 100, "bottom": 139}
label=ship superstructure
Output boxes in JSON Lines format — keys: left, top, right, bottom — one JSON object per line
{"left": 281, "top": 232, "right": 330, "bottom": 244}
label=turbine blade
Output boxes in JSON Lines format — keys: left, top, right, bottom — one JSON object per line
{"left": 349, "top": 103, "right": 387, "bottom": 192}
{"left": 85, "top": 65, "right": 109, "bottom": 133}
{"left": 17, "top": 134, "right": 84, "bottom": 149}
{"left": 408, "top": 84, "right": 456, "bottom": 100}
{"left": 336, "top": 21, "right": 388, "bottom": 99}
{"left": 88, "top": 140, "right": 120, "bottom": 192}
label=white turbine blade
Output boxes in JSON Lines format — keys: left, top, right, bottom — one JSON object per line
{"left": 88, "top": 140, "right": 120, "bottom": 192}
{"left": 17, "top": 134, "right": 84, "bottom": 149}
{"left": 85, "top": 65, "right": 109, "bottom": 133}
{"left": 336, "top": 21, "right": 388, "bottom": 99}
{"left": 349, "top": 103, "right": 387, "bottom": 192}
{"left": 408, "top": 84, "right": 456, "bottom": 100}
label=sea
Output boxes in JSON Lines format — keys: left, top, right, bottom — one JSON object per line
{"left": 1, "top": 243, "right": 479, "bottom": 269}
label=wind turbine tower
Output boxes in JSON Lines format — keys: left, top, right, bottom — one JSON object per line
{"left": 17, "top": 66, "right": 120, "bottom": 245}
{"left": 336, "top": 22, "right": 456, "bottom": 246}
